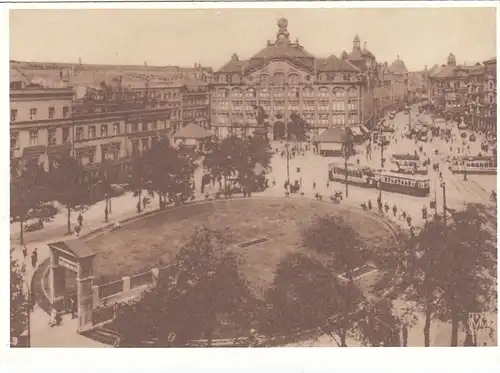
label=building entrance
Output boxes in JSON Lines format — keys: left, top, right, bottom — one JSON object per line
{"left": 273, "top": 122, "right": 286, "bottom": 140}
{"left": 48, "top": 239, "right": 96, "bottom": 332}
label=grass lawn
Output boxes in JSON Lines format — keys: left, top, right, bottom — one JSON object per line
{"left": 86, "top": 198, "right": 398, "bottom": 297}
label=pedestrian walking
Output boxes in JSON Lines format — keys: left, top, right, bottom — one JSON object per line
{"left": 69, "top": 296, "right": 77, "bottom": 319}
{"left": 77, "top": 213, "right": 83, "bottom": 228}
{"left": 384, "top": 202, "right": 390, "bottom": 213}
{"left": 142, "top": 196, "right": 148, "bottom": 210}
{"left": 312, "top": 181, "right": 316, "bottom": 190}
{"left": 31, "top": 248, "right": 38, "bottom": 269}
{"left": 392, "top": 204, "right": 397, "bottom": 217}
{"left": 326, "top": 181, "right": 330, "bottom": 188}
{"left": 22, "top": 246, "right": 28, "bottom": 260}
{"left": 406, "top": 215, "right": 412, "bottom": 227}
{"left": 368, "top": 200, "right": 372, "bottom": 210}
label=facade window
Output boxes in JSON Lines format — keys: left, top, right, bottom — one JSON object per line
{"left": 48, "top": 107, "right": 55, "bottom": 119}
{"left": 29, "top": 108, "right": 37, "bottom": 120}
{"left": 231, "top": 88, "right": 243, "bottom": 97}
{"left": 10, "top": 109, "right": 17, "bottom": 122}
{"left": 303, "top": 88, "right": 315, "bottom": 97}
{"left": 48, "top": 128, "right": 57, "bottom": 145}
{"left": 10, "top": 132, "right": 19, "bottom": 149}
{"left": 142, "top": 138, "right": 149, "bottom": 152}
{"left": 260, "top": 74, "right": 269, "bottom": 85}
{"left": 101, "top": 124, "right": 108, "bottom": 137}
{"left": 132, "top": 123, "right": 138, "bottom": 133}
{"left": 246, "top": 89, "right": 256, "bottom": 98}
{"left": 318, "top": 87, "right": 329, "bottom": 97}
{"left": 29, "top": 130, "right": 38, "bottom": 146}
{"left": 76, "top": 127, "right": 84, "bottom": 141}
{"left": 131, "top": 140, "right": 139, "bottom": 157}
{"left": 332, "top": 101, "right": 345, "bottom": 111}
{"left": 113, "top": 122, "right": 120, "bottom": 135}
{"left": 348, "top": 100, "right": 358, "bottom": 111}
{"left": 333, "top": 88, "right": 345, "bottom": 98}
{"left": 88, "top": 126, "right": 96, "bottom": 139}
{"left": 288, "top": 74, "right": 299, "bottom": 85}
{"left": 152, "top": 121, "right": 158, "bottom": 130}
{"left": 62, "top": 128, "right": 70, "bottom": 143}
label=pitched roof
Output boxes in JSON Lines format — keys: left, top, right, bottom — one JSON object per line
{"left": 348, "top": 48, "right": 364, "bottom": 61}
{"left": 217, "top": 58, "right": 248, "bottom": 74}
{"left": 317, "top": 55, "right": 360, "bottom": 72}
{"left": 174, "top": 122, "right": 212, "bottom": 139}
{"left": 312, "top": 127, "right": 353, "bottom": 143}
{"left": 48, "top": 239, "right": 96, "bottom": 259}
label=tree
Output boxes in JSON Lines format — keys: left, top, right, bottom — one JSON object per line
{"left": 47, "top": 154, "right": 89, "bottom": 233}
{"left": 264, "top": 253, "right": 365, "bottom": 347}
{"left": 140, "top": 138, "right": 198, "bottom": 208}
{"left": 356, "top": 298, "right": 412, "bottom": 347}
{"left": 202, "top": 136, "right": 246, "bottom": 194}
{"left": 436, "top": 204, "right": 496, "bottom": 346}
{"left": 301, "top": 214, "right": 368, "bottom": 280}
{"left": 203, "top": 135, "right": 272, "bottom": 195}
{"left": 288, "top": 112, "right": 311, "bottom": 143}
{"left": 114, "top": 228, "right": 254, "bottom": 347}
{"left": 10, "top": 248, "right": 28, "bottom": 345}
{"left": 10, "top": 158, "right": 56, "bottom": 245}
{"left": 377, "top": 204, "right": 496, "bottom": 347}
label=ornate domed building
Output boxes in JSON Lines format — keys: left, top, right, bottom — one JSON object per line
{"left": 386, "top": 55, "right": 409, "bottom": 105}
{"left": 209, "top": 19, "right": 371, "bottom": 140}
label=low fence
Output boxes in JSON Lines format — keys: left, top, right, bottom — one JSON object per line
{"left": 92, "top": 264, "right": 178, "bottom": 326}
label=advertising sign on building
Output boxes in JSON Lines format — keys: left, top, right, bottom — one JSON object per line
{"left": 59, "top": 256, "right": 78, "bottom": 272}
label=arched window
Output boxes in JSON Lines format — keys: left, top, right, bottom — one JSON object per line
{"left": 273, "top": 88, "right": 284, "bottom": 97}
{"left": 259, "top": 88, "right": 270, "bottom": 98}
{"left": 288, "top": 73, "right": 300, "bottom": 85}
{"left": 260, "top": 74, "right": 269, "bottom": 85}
{"left": 333, "top": 88, "right": 345, "bottom": 98}
{"left": 303, "top": 87, "right": 314, "bottom": 97}
{"left": 217, "top": 88, "right": 228, "bottom": 98}
{"left": 318, "top": 87, "right": 329, "bottom": 97}
{"left": 274, "top": 72, "right": 285, "bottom": 83}
{"left": 231, "top": 88, "right": 242, "bottom": 97}
{"left": 246, "top": 88, "right": 256, "bottom": 98}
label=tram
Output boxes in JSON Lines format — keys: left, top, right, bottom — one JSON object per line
{"left": 328, "top": 162, "right": 431, "bottom": 197}
{"left": 328, "top": 162, "right": 375, "bottom": 187}
{"left": 449, "top": 156, "right": 497, "bottom": 175}
{"left": 390, "top": 154, "right": 428, "bottom": 175}
{"left": 376, "top": 171, "right": 431, "bottom": 197}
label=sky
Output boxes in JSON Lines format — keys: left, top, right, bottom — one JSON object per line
{"left": 9, "top": 7, "right": 497, "bottom": 71}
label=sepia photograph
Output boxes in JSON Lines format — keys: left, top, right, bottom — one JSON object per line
{"left": 8, "top": 6, "right": 497, "bottom": 349}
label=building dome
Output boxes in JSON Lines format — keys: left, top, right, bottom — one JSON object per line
{"left": 388, "top": 55, "right": 408, "bottom": 74}
{"left": 447, "top": 53, "right": 456, "bottom": 66}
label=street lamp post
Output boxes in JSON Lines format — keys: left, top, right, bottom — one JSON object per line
{"left": 440, "top": 177, "right": 448, "bottom": 229}
{"left": 343, "top": 143, "right": 349, "bottom": 198}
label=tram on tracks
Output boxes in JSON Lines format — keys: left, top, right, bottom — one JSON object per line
{"left": 328, "top": 162, "right": 431, "bottom": 197}
{"left": 328, "top": 162, "right": 375, "bottom": 187}
{"left": 376, "top": 171, "right": 430, "bottom": 197}
{"left": 449, "top": 155, "right": 497, "bottom": 175}
{"left": 390, "top": 154, "right": 428, "bottom": 175}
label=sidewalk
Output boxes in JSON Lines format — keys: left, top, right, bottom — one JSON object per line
{"left": 29, "top": 304, "right": 109, "bottom": 347}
